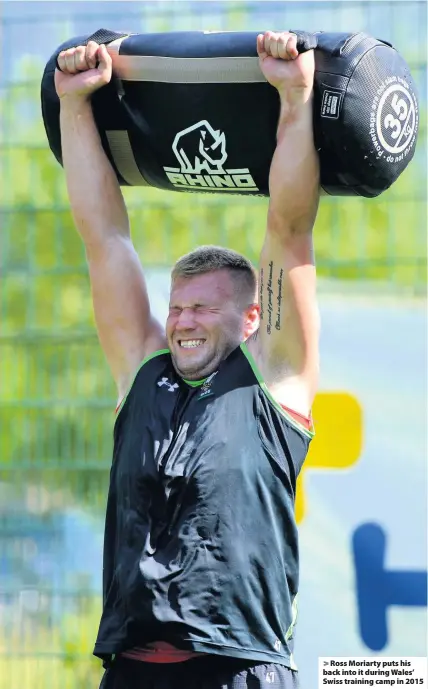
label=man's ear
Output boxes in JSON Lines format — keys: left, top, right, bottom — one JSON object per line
{"left": 244, "top": 303, "right": 260, "bottom": 339}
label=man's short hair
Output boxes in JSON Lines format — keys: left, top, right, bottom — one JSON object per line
{"left": 171, "top": 245, "right": 257, "bottom": 308}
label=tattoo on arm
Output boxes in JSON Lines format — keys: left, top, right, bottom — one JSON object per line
{"left": 275, "top": 268, "right": 284, "bottom": 331}
{"left": 267, "top": 261, "right": 273, "bottom": 335}
{"left": 260, "top": 262, "right": 284, "bottom": 335}
{"left": 259, "top": 268, "right": 265, "bottom": 323}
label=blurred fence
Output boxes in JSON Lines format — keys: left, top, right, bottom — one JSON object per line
{"left": 0, "top": 2, "right": 427, "bottom": 688}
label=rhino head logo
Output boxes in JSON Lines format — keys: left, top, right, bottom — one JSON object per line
{"left": 172, "top": 120, "right": 228, "bottom": 174}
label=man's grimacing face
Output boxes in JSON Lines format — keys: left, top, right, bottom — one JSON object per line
{"left": 166, "top": 270, "right": 259, "bottom": 380}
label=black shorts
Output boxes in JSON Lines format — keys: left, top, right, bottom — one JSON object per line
{"left": 99, "top": 655, "right": 299, "bottom": 689}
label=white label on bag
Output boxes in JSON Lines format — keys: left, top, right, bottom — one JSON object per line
{"left": 321, "top": 89, "right": 344, "bottom": 119}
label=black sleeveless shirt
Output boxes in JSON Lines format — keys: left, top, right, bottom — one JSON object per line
{"left": 93, "top": 343, "right": 313, "bottom": 668}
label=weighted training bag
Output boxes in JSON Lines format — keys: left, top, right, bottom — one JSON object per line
{"left": 41, "top": 28, "right": 419, "bottom": 198}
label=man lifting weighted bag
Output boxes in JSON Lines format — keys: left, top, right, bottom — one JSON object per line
{"left": 42, "top": 28, "right": 419, "bottom": 197}
{"left": 54, "top": 30, "right": 323, "bottom": 689}
{"left": 50, "top": 28, "right": 419, "bottom": 689}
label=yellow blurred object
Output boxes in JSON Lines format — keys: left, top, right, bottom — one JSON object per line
{"left": 296, "top": 393, "right": 363, "bottom": 523}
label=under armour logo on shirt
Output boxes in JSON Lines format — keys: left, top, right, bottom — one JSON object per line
{"left": 157, "top": 377, "right": 179, "bottom": 392}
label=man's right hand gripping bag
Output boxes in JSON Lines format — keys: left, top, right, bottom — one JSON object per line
{"left": 41, "top": 29, "right": 419, "bottom": 198}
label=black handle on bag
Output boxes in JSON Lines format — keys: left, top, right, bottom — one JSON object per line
{"left": 55, "top": 29, "right": 129, "bottom": 71}
{"left": 289, "top": 30, "right": 319, "bottom": 53}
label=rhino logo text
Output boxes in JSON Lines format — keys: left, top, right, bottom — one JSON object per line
{"left": 163, "top": 120, "right": 258, "bottom": 193}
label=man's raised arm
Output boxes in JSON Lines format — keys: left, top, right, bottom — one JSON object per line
{"left": 56, "top": 42, "right": 166, "bottom": 400}
{"left": 248, "top": 32, "right": 320, "bottom": 417}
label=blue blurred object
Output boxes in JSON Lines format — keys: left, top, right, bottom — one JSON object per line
{"left": 352, "top": 522, "right": 428, "bottom": 651}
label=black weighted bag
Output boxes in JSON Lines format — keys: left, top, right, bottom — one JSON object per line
{"left": 41, "top": 28, "right": 419, "bottom": 198}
